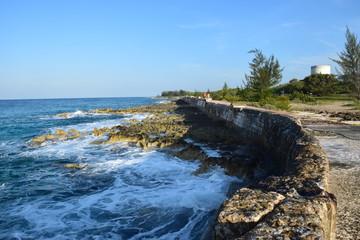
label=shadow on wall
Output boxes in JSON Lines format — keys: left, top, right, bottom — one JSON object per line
{"left": 184, "top": 98, "right": 337, "bottom": 240}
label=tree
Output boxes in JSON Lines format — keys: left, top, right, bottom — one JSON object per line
{"left": 236, "top": 86, "right": 242, "bottom": 95}
{"left": 288, "top": 78, "right": 304, "bottom": 94}
{"left": 302, "top": 74, "right": 340, "bottom": 96}
{"left": 274, "top": 78, "right": 304, "bottom": 95}
{"left": 244, "top": 49, "right": 284, "bottom": 99}
{"left": 331, "top": 27, "right": 360, "bottom": 99}
{"left": 222, "top": 81, "right": 229, "bottom": 97}
{"left": 222, "top": 82, "right": 228, "bottom": 91}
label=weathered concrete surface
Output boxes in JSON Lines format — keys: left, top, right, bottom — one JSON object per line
{"left": 184, "top": 98, "right": 337, "bottom": 240}
{"left": 304, "top": 124, "right": 360, "bottom": 140}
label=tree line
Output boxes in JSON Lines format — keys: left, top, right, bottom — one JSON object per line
{"left": 161, "top": 27, "right": 360, "bottom": 105}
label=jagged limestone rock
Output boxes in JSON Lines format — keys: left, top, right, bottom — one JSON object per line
{"left": 171, "top": 144, "right": 207, "bottom": 161}
{"left": 63, "top": 163, "right": 86, "bottom": 170}
{"left": 214, "top": 188, "right": 285, "bottom": 239}
{"left": 30, "top": 128, "right": 88, "bottom": 146}
{"left": 100, "top": 127, "right": 112, "bottom": 132}
{"left": 93, "top": 128, "right": 104, "bottom": 137}
{"left": 55, "top": 112, "right": 70, "bottom": 118}
{"left": 55, "top": 129, "right": 67, "bottom": 138}
{"left": 30, "top": 134, "right": 60, "bottom": 146}
{"left": 184, "top": 97, "right": 336, "bottom": 240}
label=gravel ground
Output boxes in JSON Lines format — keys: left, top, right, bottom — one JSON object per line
{"left": 291, "top": 102, "right": 357, "bottom": 112}
{"left": 319, "top": 137, "right": 360, "bottom": 240}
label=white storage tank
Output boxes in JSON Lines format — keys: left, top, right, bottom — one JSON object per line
{"left": 311, "top": 65, "right": 331, "bottom": 75}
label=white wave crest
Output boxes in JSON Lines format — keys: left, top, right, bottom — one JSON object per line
{"left": 7, "top": 145, "right": 240, "bottom": 239}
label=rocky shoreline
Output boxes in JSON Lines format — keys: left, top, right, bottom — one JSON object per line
{"left": 299, "top": 120, "right": 360, "bottom": 239}
{"left": 184, "top": 98, "right": 338, "bottom": 239}
{"left": 31, "top": 99, "right": 267, "bottom": 181}
{"left": 31, "top": 99, "right": 359, "bottom": 239}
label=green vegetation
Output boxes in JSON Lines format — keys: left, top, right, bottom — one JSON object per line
{"left": 331, "top": 27, "right": 360, "bottom": 99}
{"left": 256, "top": 95, "right": 291, "bottom": 111}
{"left": 343, "top": 100, "right": 360, "bottom": 110}
{"left": 161, "top": 28, "right": 360, "bottom": 111}
{"left": 302, "top": 74, "right": 340, "bottom": 96}
{"left": 161, "top": 89, "right": 202, "bottom": 97}
{"left": 312, "top": 94, "right": 354, "bottom": 103}
{"left": 244, "top": 49, "right": 284, "bottom": 100}
{"left": 274, "top": 78, "right": 304, "bottom": 95}
{"left": 161, "top": 86, "right": 359, "bottom": 111}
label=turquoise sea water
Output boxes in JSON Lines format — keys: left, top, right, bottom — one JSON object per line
{"left": 0, "top": 97, "right": 238, "bottom": 240}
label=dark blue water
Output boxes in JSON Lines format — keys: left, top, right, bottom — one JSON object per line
{"left": 0, "top": 97, "right": 238, "bottom": 240}
{"left": 0, "top": 97, "right": 158, "bottom": 142}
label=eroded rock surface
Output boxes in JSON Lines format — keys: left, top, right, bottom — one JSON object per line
{"left": 184, "top": 98, "right": 336, "bottom": 240}
{"left": 30, "top": 100, "right": 264, "bottom": 181}
{"left": 31, "top": 98, "right": 337, "bottom": 239}
{"left": 30, "top": 129, "right": 88, "bottom": 146}
{"left": 214, "top": 188, "right": 285, "bottom": 239}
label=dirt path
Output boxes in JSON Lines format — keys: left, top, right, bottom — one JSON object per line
{"left": 291, "top": 101, "right": 357, "bottom": 112}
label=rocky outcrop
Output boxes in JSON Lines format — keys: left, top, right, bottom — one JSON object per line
{"left": 184, "top": 98, "right": 337, "bottom": 240}
{"left": 330, "top": 111, "right": 360, "bottom": 121}
{"left": 31, "top": 99, "right": 337, "bottom": 238}
{"left": 30, "top": 129, "right": 88, "bottom": 146}
{"left": 171, "top": 144, "right": 207, "bottom": 161}
{"left": 107, "top": 113, "right": 190, "bottom": 150}
{"left": 55, "top": 112, "right": 71, "bottom": 118}
{"left": 215, "top": 188, "right": 286, "bottom": 239}
{"left": 93, "top": 103, "right": 176, "bottom": 115}
{"left": 43, "top": 101, "right": 264, "bottom": 180}
{"left": 63, "top": 163, "right": 87, "bottom": 170}
{"left": 93, "top": 128, "right": 105, "bottom": 137}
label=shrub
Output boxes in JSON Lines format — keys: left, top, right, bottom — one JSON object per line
{"left": 224, "top": 95, "right": 243, "bottom": 102}
{"left": 259, "top": 95, "right": 291, "bottom": 111}
{"left": 302, "top": 74, "right": 340, "bottom": 96}
{"left": 290, "top": 92, "right": 316, "bottom": 103}
{"left": 274, "top": 78, "right": 304, "bottom": 95}
{"left": 238, "top": 88, "right": 257, "bottom": 101}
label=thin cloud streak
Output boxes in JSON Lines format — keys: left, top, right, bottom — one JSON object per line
{"left": 289, "top": 55, "right": 336, "bottom": 66}
{"left": 318, "top": 39, "right": 340, "bottom": 50}
{"left": 177, "top": 22, "right": 221, "bottom": 29}
{"left": 280, "top": 22, "right": 303, "bottom": 28}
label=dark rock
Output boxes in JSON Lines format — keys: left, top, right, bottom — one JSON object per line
{"left": 171, "top": 144, "right": 207, "bottom": 161}
{"left": 93, "top": 128, "right": 104, "bottom": 137}
{"left": 184, "top": 97, "right": 336, "bottom": 240}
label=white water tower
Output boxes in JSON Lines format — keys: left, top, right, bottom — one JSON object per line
{"left": 311, "top": 65, "right": 331, "bottom": 75}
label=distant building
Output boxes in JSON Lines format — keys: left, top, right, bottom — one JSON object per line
{"left": 311, "top": 65, "right": 331, "bottom": 75}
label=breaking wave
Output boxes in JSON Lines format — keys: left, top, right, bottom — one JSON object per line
{"left": 0, "top": 97, "right": 240, "bottom": 240}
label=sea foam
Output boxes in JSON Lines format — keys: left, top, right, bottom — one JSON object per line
{"left": 4, "top": 145, "right": 238, "bottom": 239}
{"left": 0, "top": 98, "right": 239, "bottom": 240}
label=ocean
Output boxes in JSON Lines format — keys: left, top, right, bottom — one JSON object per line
{"left": 0, "top": 97, "right": 239, "bottom": 240}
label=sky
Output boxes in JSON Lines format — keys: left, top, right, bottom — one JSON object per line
{"left": 1, "top": 0, "right": 360, "bottom": 99}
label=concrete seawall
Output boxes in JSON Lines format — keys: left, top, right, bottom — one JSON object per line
{"left": 184, "top": 98, "right": 337, "bottom": 239}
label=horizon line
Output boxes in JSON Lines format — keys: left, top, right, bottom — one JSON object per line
{"left": 0, "top": 96, "right": 157, "bottom": 101}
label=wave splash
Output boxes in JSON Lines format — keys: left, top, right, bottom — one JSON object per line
{"left": 0, "top": 112, "right": 239, "bottom": 240}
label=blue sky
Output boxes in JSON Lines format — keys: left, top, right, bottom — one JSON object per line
{"left": 1, "top": 0, "right": 360, "bottom": 99}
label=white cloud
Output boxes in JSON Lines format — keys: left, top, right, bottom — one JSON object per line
{"left": 284, "top": 54, "right": 338, "bottom": 79}
{"left": 279, "top": 22, "right": 303, "bottom": 28}
{"left": 289, "top": 55, "right": 335, "bottom": 66}
{"left": 317, "top": 39, "right": 341, "bottom": 51}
